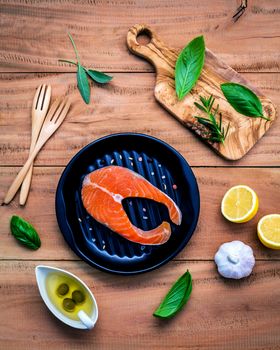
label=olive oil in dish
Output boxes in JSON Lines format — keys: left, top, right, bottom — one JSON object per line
{"left": 46, "top": 272, "right": 93, "bottom": 321}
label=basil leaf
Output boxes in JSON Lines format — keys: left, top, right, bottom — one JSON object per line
{"left": 77, "top": 64, "right": 90, "bottom": 104}
{"left": 153, "top": 270, "right": 192, "bottom": 319}
{"left": 10, "top": 215, "right": 41, "bottom": 250}
{"left": 175, "top": 36, "right": 205, "bottom": 100}
{"left": 221, "top": 82, "right": 269, "bottom": 120}
{"left": 87, "top": 69, "right": 113, "bottom": 84}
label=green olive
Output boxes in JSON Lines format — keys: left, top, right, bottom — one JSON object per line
{"left": 72, "top": 290, "right": 85, "bottom": 304}
{"left": 63, "top": 298, "right": 75, "bottom": 312}
{"left": 57, "top": 283, "right": 69, "bottom": 296}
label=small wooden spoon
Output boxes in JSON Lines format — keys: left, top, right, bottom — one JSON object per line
{"left": 4, "top": 97, "right": 71, "bottom": 204}
{"left": 19, "top": 84, "right": 51, "bottom": 206}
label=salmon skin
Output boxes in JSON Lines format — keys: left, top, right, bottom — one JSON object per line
{"left": 81, "top": 166, "right": 182, "bottom": 245}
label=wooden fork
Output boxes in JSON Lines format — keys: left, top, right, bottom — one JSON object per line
{"left": 19, "top": 84, "right": 52, "bottom": 206}
{"left": 4, "top": 97, "right": 71, "bottom": 204}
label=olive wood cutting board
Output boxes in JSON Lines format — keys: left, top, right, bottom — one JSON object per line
{"left": 127, "top": 24, "right": 277, "bottom": 160}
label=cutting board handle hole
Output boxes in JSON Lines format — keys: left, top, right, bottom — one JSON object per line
{"left": 136, "top": 28, "right": 152, "bottom": 46}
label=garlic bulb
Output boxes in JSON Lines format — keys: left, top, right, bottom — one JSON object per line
{"left": 214, "top": 240, "right": 255, "bottom": 279}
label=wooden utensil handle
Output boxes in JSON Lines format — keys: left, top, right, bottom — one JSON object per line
{"left": 127, "top": 24, "right": 177, "bottom": 77}
{"left": 19, "top": 114, "right": 41, "bottom": 205}
{"left": 19, "top": 112, "right": 47, "bottom": 205}
{"left": 4, "top": 152, "right": 38, "bottom": 204}
{"left": 3, "top": 135, "right": 48, "bottom": 204}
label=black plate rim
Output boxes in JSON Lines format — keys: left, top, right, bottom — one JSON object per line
{"left": 55, "top": 132, "right": 200, "bottom": 275}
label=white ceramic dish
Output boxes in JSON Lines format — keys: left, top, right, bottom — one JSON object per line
{"left": 35, "top": 265, "right": 98, "bottom": 329}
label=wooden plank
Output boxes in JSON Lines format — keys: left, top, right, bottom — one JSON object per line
{"left": 0, "top": 260, "right": 279, "bottom": 349}
{"left": 0, "top": 0, "right": 279, "bottom": 72}
{"left": 1, "top": 167, "right": 279, "bottom": 261}
{"left": 0, "top": 72, "right": 279, "bottom": 167}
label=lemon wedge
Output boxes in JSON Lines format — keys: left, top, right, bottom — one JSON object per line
{"left": 257, "top": 214, "right": 280, "bottom": 249}
{"left": 221, "top": 185, "right": 258, "bottom": 223}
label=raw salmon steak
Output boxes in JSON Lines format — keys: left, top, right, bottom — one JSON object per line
{"left": 81, "top": 166, "right": 182, "bottom": 245}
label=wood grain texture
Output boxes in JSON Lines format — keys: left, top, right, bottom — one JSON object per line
{"left": 0, "top": 260, "right": 279, "bottom": 350}
{"left": 1, "top": 167, "right": 279, "bottom": 261}
{"left": 0, "top": 0, "right": 280, "bottom": 73}
{"left": 0, "top": 2, "right": 279, "bottom": 349}
{"left": 0, "top": 72, "right": 279, "bottom": 166}
{"left": 127, "top": 24, "right": 277, "bottom": 160}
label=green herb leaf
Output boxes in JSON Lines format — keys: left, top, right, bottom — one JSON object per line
{"left": 153, "top": 270, "right": 192, "bottom": 319}
{"left": 175, "top": 36, "right": 205, "bottom": 100}
{"left": 221, "top": 82, "right": 269, "bottom": 120}
{"left": 10, "top": 215, "right": 41, "bottom": 250}
{"left": 194, "top": 95, "right": 230, "bottom": 144}
{"left": 59, "top": 33, "right": 113, "bottom": 104}
{"left": 87, "top": 69, "right": 113, "bottom": 84}
{"left": 77, "top": 64, "right": 90, "bottom": 104}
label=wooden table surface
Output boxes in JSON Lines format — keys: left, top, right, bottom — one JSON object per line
{"left": 0, "top": 1, "right": 279, "bottom": 349}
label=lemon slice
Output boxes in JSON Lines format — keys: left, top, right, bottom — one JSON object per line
{"left": 257, "top": 214, "right": 280, "bottom": 249}
{"left": 221, "top": 185, "right": 258, "bottom": 223}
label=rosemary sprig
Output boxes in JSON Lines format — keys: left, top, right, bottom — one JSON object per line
{"left": 194, "top": 95, "right": 230, "bottom": 144}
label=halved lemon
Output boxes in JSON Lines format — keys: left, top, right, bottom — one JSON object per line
{"left": 257, "top": 214, "right": 280, "bottom": 249}
{"left": 221, "top": 185, "right": 258, "bottom": 223}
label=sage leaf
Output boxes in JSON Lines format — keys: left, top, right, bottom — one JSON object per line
{"left": 10, "top": 215, "right": 41, "bottom": 250}
{"left": 175, "top": 36, "right": 205, "bottom": 100}
{"left": 221, "top": 82, "right": 269, "bottom": 120}
{"left": 153, "top": 270, "right": 192, "bottom": 319}
{"left": 60, "top": 34, "right": 113, "bottom": 104}
{"left": 87, "top": 69, "right": 113, "bottom": 84}
{"left": 77, "top": 64, "right": 90, "bottom": 104}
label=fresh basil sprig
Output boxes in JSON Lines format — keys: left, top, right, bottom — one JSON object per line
{"left": 153, "top": 270, "right": 192, "bottom": 319}
{"left": 59, "top": 33, "right": 113, "bottom": 104}
{"left": 175, "top": 36, "right": 205, "bottom": 100}
{"left": 10, "top": 215, "right": 41, "bottom": 250}
{"left": 221, "top": 82, "right": 269, "bottom": 121}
